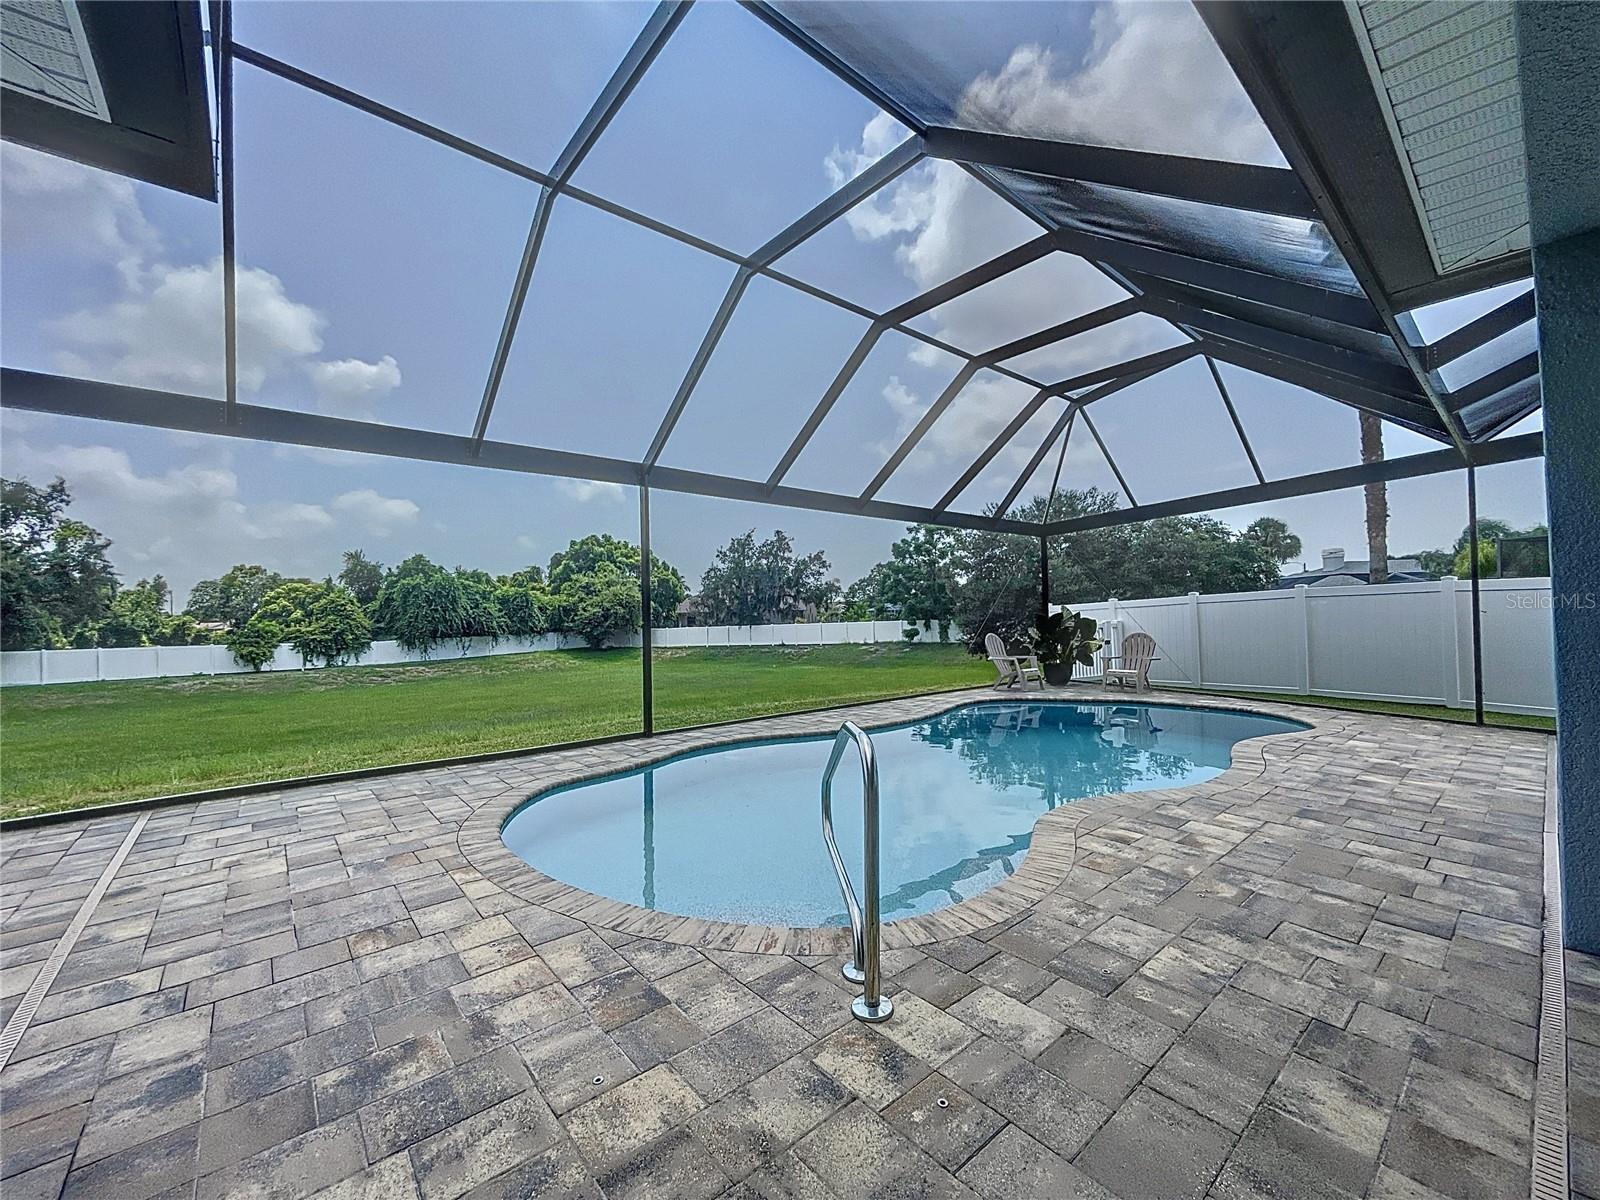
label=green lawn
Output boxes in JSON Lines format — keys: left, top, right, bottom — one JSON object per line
{"left": 0, "top": 644, "right": 992, "bottom": 819}
{"left": 0, "top": 644, "right": 1552, "bottom": 821}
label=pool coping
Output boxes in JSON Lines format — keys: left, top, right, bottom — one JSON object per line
{"left": 457, "top": 685, "right": 1345, "bottom": 955}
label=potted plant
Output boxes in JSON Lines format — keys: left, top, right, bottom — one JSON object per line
{"left": 1031, "top": 609, "right": 1101, "bottom": 686}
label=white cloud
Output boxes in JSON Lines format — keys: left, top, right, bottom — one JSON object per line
{"left": 307, "top": 355, "right": 402, "bottom": 416}
{"left": 955, "top": 5, "right": 1281, "bottom": 166}
{"left": 0, "top": 143, "right": 157, "bottom": 286}
{"left": 5, "top": 144, "right": 402, "bottom": 411}
{"left": 1, "top": 430, "right": 338, "bottom": 595}
{"left": 829, "top": 1, "right": 1283, "bottom": 426}
{"left": 556, "top": 478, "right": 626, "bottom": 503}
{"left": 330, "top": 488, "right": 420, "bottom": 534}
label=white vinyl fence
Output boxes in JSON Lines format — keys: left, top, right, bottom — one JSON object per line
{"left": 0, "top": 619, "right": 953, "bottom": 687}
{"left": 1063, "top": 576, "right": 1555, "bottom": 717}
{"left": 0, "top": 581, "right": 1557, "bottom": 717}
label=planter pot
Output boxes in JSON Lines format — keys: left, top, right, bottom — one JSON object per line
{"left": 1042, "top": 662, "right": 1074, "bottom": 686}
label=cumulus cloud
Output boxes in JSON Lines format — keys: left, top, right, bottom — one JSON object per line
{"left": 955, "top": 5, "right": 1282, "bottom": 166}
{"left": 0, "top": 143, "right": 156, "bottom": 285}
{"left": 4, "top": 143, "right": 401, "bottom": 410}
{"left": 556, "top": 478, "right": 627, "bottom": 503}
{"left": 827, "top": 1, "right": 1282, "bottom": 458}
{"left": 307, "top": 355, "right": 402, "bottom": 415}
{"left": 1, "top": 429, "right": 339, "bottom": 594}
{"left": 330, "top": 488, "right": 421, "bottom": 533}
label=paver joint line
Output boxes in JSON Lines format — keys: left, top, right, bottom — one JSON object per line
{"left": 0, "top": 811, "right": 150, "bottom": 1071}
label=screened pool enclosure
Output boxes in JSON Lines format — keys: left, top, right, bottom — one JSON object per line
{"left": 1, "top": 0, "right": 1550, "bottom": 738}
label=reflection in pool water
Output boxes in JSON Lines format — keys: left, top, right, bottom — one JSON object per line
{"left": 500, "top": 702, "right": 1306, "bottom": 926}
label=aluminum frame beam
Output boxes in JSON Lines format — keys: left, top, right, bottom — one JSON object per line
{"left": 226, "top": 43, "right": 1062, "bottom": 407}
{"left": 1194, "top": 0, "right": 1475, "bottom": 458}
{"left": 1046, "top": 226, "right": 1385, "bottom": 332}
{"left": 1206, "top": 357, "right": 1266, "bottom": 485}
{"left": 471, "top": 1, "right": 689, "bottom": 450}
{"left": 1, "top": 370, "right": 1040, "bottom": 536}
{"left": 1445, "top": 352, "right": 1541, "bottom": 414}
{"left": 922, "top": 126, "right": 1319, "bottom": 220}
{"left": 211, "top": 1, "right": 238, "bottom": 426}
{"left": 997, "top": 405, "right": 1076, "bottom": 519}
{"left": 861, "top": 297, "right": 1158, "bottom": 501}
{"left": 1052, "top": 342, "right": 1204, "bottom": 398}
{"left": 1422, "top": 289, "right": 1536, "bottom": 369}
{"left": 644, "top": 136, "right": 922, "bottom": 470}
{"left": 765, "top": 323, "right": 885, "bottom": 490}
{"left": 1043, "top": 431, "right": 1544, "bottom": 535}
{"left": 1078, "top": 408, "right": 1137, "bottom": 505}
{"left": 1201, "top": 339, "right": 1450, "bottom": 437}
{"left": 1138, "top": 293, "right": 1421, "bottom": 397}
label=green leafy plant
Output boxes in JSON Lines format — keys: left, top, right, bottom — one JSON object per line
{"left": 1030, "top": 609, "right": 1101, "bottom": 669}
{"left": 226, "top": 618, "right": 285, "bottom": 671}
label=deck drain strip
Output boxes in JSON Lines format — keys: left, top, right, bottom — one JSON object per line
{"left": 0, "top": 811, "right": 149, "bottom": 1073}
{"left": 1531, "top": 742, "right": 1568, "bottom": 1200}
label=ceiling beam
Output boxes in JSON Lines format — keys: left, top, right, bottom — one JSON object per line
{"left": 922, "top": 126, "right": 1319, "bottom": 220}
{"left": 1195, "top": 0, "right": 1475, "bottom": 458}
{"left": 1444, "top": 352, "right": 1540, "bottom": 414}
{"left": 1422, "top": 289, "right": 1536, "bottom": 369}
{"left": 1047, "top": 226, "right": 1386, "bottom": 332}
{"left": 1043, "top": 431, "right": 1544, "bottom": 534}
{"left": 0, "top": 370, "right": 1042, "bottom": 537}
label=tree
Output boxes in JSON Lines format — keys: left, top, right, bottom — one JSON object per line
{"left": 235, "top": 581, "right": 372, "bottom": 667}
{"left": 226, "top": 618, "right": 284, "bottom": 671}
{"left": 1242, "top": 517, "right": 1303, "bottom": 566}
{"left": 185, "top": 564, "right": 286, "bottom": 627}
{"left": 104, "top": 577, "right": 172, "bottom": 646}
{"left": 493, "top": 582, "right": 552, "bottom": 638}
{"left": 877, "top": 526, "right": 958, "bottom": 627}
{"left": 842, "top": 563, "right": 895, "bottom": 620}
{"left": 338, "top": 550, "right": 385, "bottom": 607}
{"left": 373, "top": 564, "right": 508, "bottom": 655}
{"left": 1, "top": 476, "right": 117, "bottom": 649}
{"left": 696, "top": 530, "right": 838, "bottom": 625}
{"left": 563, "top": 565, "right": 639, "bottom": 649}
{"left": 1359, "top": 411, "right": 1389, "bottom": 583}
{"left": 547, "top": 534, "right": 683, "bottom": 627}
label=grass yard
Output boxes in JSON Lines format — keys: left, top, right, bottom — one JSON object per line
{"left": 0, "top": 644, "right": 992, "bottom": 819}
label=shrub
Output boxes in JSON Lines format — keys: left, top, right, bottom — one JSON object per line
{"left": 493, "top": 584, "right": 551, "bottom": 639}
{"left": 227, "top": 618, "right": 285, "bottom": 671}
{"left": 237, "top": 581, "right": 371, "bottom": 668}
{"left": 562, "top": 566, "right": 639, "bottom": 649}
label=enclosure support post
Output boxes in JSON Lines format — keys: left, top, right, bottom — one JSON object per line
{"left": 1038, "top": 535, "right": 1051, "bottom": 631}
{"left": 1467, "top": 466, "right": 1485, "bottom": 726}
{"left": 639, "top": 483, "right": 654, "bottom": 736}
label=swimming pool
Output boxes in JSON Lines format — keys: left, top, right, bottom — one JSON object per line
{"left": 500, "top": 701, "right": 1306, "bottom": 926}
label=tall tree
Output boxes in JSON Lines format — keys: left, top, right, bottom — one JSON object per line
{"left": 696, "top": 530, "right": 838, "bottom": 626}
{"left": 185, "top": 563, "right": 287, "bottom": 627}
{"left": 1242, "top": 517, "right": 1303, "bottom": 566}
{"left": 1, "top": 476, "right": 117, "bottom": 649}
{"left": 1359, "top": 412, "right": 1389, "bottom": 584}
{"left": 338, "top": 549, "right": 385, "bottom": 606}
{"left": 546, "top": 534, "right": 685, "bottom": 627}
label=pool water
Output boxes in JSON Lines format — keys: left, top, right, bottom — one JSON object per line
{"left": 500, "top": 702, "right": 1306, "bottom": 926}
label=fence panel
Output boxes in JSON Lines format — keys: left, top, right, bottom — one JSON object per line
{"left": 1196, "top": 591, "right": 1304, "bottom": 693}
{"left": 1474, "top": 579, "right": 1557, "bottom": 715}
{"left": 1112, "top": 598, "right": 1200, "bottom": 687}
{"left": 1307, "top": 583, "right": 1448, "bottom": 704}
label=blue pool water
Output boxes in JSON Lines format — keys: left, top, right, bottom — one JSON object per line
{"left": 501, "top": 702, "right": 1306, "bottom": 926}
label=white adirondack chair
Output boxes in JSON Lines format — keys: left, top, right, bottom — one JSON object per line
{"left": 1101, "top": 632, "right": 1158, "bottom": 692}
{"left": 986, "top": 632, "right": 1044, "bottom": 690}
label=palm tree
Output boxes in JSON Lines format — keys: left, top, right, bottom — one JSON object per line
{"left": 1359, "top": 412, "right": 1388, "bottom": 584}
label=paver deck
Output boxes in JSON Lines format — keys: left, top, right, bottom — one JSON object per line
{"left": 1, "top": 685, "right": 1588, "bottom": 1200}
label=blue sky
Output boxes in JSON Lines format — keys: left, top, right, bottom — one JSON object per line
{"left": 0, "top": 1, "right": 1546, "bottom": 603}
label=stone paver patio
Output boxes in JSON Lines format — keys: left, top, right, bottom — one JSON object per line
{"left": 1, "top": 685, "right": 1590, "bottom": 1200}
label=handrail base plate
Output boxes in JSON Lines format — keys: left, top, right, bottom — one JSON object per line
{"left": 853, "top": 995, "right": 894, "bottom": 1023}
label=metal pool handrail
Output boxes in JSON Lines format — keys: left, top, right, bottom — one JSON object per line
{"left": 820, "top": 721, "right": 892, "bottom": 1023}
